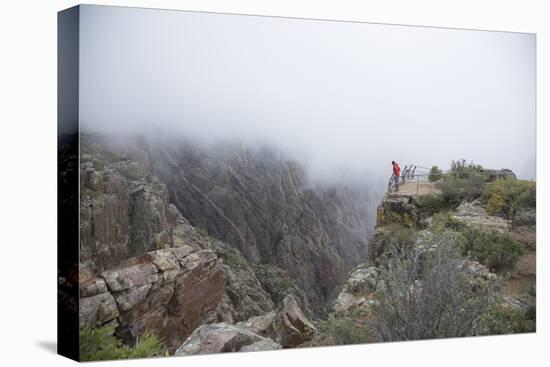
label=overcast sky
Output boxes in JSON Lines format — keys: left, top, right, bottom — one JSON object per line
{"left": 79, "top": 5, "right": 536, "bottom": 181}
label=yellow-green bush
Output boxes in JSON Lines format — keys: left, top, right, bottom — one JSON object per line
{"left": 483, "top": 178, "right": 536, "bottom": 221}
{"left": 80, "top": 325, "right": 165, "bottom": 361}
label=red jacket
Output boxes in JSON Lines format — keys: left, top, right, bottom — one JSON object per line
{"left": 393, "top": 163, "right": 401, "bottom": 176}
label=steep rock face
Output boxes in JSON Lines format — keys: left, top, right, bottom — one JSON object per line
{"left": 79, "top": 246, "right": 225, "bottom": 351}
{"left": 79, "top": 136, "right": 279, "bottom": 349}
{"left": 375, "top": 193, "right": 425, "bottom": 229}
{"left": 80, "top": 135, "right": 273, "bottom": 322}
{"left": 80, "top": 138, "right": 176, "bottom": 273}
{"left": 148, "top": 140, "right": 374, "bottom": 311}
{"left": 208, "top": 242, "right": 275, "bottom": 324}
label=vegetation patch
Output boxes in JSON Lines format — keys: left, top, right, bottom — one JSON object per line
{"left": 460, "top": 228, "right": 524, "bottom": 273}
{"left": 316, "top": 311, "right": 370, "bottom": 345}
{"left": 369, "top": 224, "right": 414, "bottom": 261}
{"left": 370, "top": 241, "right": 500, "bottom": 341}
{"left": 480, "top": 305, "right": 535, "bottom": 335}
{"left": 483, "top": 178, "right": 536, "bottom": 224}
{"left": 436, "top": 159, "right": 489, "bottom": 206}
{"left": 428, "top": 165, "right": 443, "bottom": 182}
{"left": 80, "top": 325, "right": 165, "bottom": 361}
{"left": 220, "top": 247, "right": 249, "bottom": 271}
{"left": 426, "top": 214, "right": 523, "bottom": 273}
{"left": 416, "top": 193, "right": 450, "bottom": 216}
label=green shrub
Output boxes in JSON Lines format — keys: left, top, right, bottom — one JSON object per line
{"left": 370, "top": 240, "right": 500, "bottom": 341}
{"left": 480, "top": 305, "right": 535, "bottom": 335}
{"left": 436, "top": 160, "right": 488, "bottom": 205}
{"left": 449, "top": 159, "right": 483, "bottom": 178}
{"left": 416, "top": 194, "right": 449, "bottom": 216}
{"left": 428, "top": 166, "right": 443, "bottom": 182}
{"left": 483, "top": 178, "right": 536, "bottom": 223}
{"left": 438, "top": 172, "right": 487, "bottom": 205}
{"left": 80, "top": 325, "right": 165, "bottom": 361}
{"left": 317, "top": 313, "right": 370, "bottom": 345}
{"left": 220, "top": 247, "right": 248, "bottom": 270}
{"left": 429, "top": 211, "right": 463, "bottom": 232}
{"left": 278, "top": 278, "right": 293, "bottom": 291}
{"left": 460, "top": 229, "right": 524, "bottom": 273}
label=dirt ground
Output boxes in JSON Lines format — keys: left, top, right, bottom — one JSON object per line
{"left": 389, "top": 180, "right": 441, "bottom": 196}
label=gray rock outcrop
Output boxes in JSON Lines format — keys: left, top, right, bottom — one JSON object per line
{"left": 451, "top": 200, "right": 511, "bottom": 233}
{"left": 79, "top": 246, "right": 225, "bottom": 351}
{"left": 175, "top": 323, "right": 281, "bottom": 356}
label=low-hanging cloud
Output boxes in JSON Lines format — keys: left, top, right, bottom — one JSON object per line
{"left": 78, "top": 5, "right": 536, "bottom": 182}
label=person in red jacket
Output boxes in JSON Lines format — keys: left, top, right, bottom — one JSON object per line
{"left": 392, "top": 160, "right": 401, "bottom": 191}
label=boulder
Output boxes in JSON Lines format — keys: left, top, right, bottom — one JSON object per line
{"left": 240, "top": 339, "right": 282, "bottom": 352}
{"left": 175, "top": 323, "right": 281, "bottom": 356}
{"left": 237, "top": 311, "right": 277, "bottom": 336}
{"left": 275, "top": 294, "right": 316, "bottom": 347}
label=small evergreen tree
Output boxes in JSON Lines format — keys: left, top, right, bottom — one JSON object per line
{"left": 80, "top": 325, "right": 165, "bottom": 361}
{"left": 428, "top": 166, "right": 443, "bottom": 182}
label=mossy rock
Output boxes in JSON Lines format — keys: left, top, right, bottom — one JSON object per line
{"left": 376, "top": 196, "right": 419, "bottom": 229}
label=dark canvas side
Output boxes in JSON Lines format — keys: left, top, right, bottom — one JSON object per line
{"left": 57, "top": 5, "right": 80, "bottom": 362}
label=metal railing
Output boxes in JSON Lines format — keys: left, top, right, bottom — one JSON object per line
{"left": 386, "top": 164, "right": 516, "bottom": 194}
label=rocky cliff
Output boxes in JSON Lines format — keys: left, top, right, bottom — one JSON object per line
{"left": 79, "top": 137, "right": 273, "bottom": 350}
{"left": 77, "top": 134, "right": 376, "bottom": 351}
{"left": 148, "top": 139, "right": 374, "bottom": 311}
{"left": 82, "top": 135, "right": 375, "bottom": 313}
{"left": 329, "top": 177, "right": 536, "bottom": 335}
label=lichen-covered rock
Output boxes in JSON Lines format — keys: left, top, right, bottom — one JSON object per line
{"left": 376, "top": 195, "right": 419, "bottom": 228}
{"left": 79, "top": 292, "right": 119, "bottom": 328}
{"left": 174, "top": 323, "right": 281, "bottom": 356}
{"left": 347, "top": 266, "right": 379, "bottom": 293}
{"left": 101, "top": 263, "right": 159, "bottom": 292}
{"left": 331, "top": 265, "right": 378, "bottom": 313}
{"left": 451, "top": 200, "right": 511, "bottom": 233}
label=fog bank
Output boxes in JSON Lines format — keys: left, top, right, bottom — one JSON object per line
{"left": 79, "top": 5, "right": 536, "bottom": 182}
